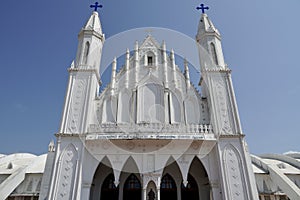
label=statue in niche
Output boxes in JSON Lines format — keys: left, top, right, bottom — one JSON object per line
{"left": 148, "top": 188, "right": 155, "bottom": 200}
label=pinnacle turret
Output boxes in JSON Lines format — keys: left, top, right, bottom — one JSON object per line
{"left": 83, "top": 11, "right": 103, "bottom": 35}
{"left": 196, "top": 11, "right": 226, "bottom": 70}
{"left": 196, "top": 14, "right": 220, "bottom": 42}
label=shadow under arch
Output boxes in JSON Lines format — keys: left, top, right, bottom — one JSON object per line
{"left": 187, "top": 156, "right": 211, "bottom": 200}
{"left": 89, "top": 156, "right": 114, "bottom": 200}
{"left": 181, "top": 174, "right": 199, "bottom": 200}
{"left": 119, "top": 156, "right": 142, "bottom": 200}
{"left": 161, "top": 156, "right": 182, "bottom": 200}
{"left": 100, "top": 173, "right": 119, "bottom": 200}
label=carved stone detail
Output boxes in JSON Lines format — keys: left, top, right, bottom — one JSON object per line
{"left": 223, "top": 145, "right": 246, "bottom": 200}
{"left": 215, "top": 78, "right": 233, "bottom": 134}
{"left": 143, "top": 173, "right": 161, "bottom": 188}
{"left": 56, "top": 144, "right": 78, "bottom": 200}
{"left": 67, "top": 79, "right": 87, "bottom": 133}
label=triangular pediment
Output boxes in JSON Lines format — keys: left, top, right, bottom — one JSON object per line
{"left": 139, "top": 35, "right": 161, "bottom": 50}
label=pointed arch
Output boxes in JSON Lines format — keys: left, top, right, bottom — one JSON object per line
{"left": 54, "top": 144, "right": 78, "bottom": 200}
{"left": 161, "top": 173, "right": 177, "bottom": 200}
{"left": 120, "top": 156, "right": 141, "bottom": 175}
{"left": 146, "top": 181, "right": 157, "bottom": 200}
{"left": 181, "top": 174, "right": 199, "bottom": 200}
{"left": 144, "top": 50, "right": 156, "bottom": 66}
{"left": 210, "top": 42, "right": 218, "bottom": 65}
{"left": 101, "top": 173, "right": 119, "bottom": 200}
{"left": 161, "top": 156, "right": 182, "bottom": 189}
{"left": 102, "top": 97, "right": 117, "bottom": 123}
{"left": 169, "top": 90, "right": 182, "bottom": 123}
{"left": 89, "top": 156, "right": 114, "bottom": 200}
{"left": 137, "top": 80, "right": 164, "bottom": 123}
{"left": 188, "top": 156, "right": 210, "bottom": 200}
{"left": 123, "top": 174, "right": 142, "bottom": 200}
{"left": 223, "top": 144, "right": 248, "bottom": 200}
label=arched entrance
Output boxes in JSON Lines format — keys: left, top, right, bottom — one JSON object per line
{"left": 161, "top": 174, "right": 177, "bottom": 200}
{"left": 189, "top": 157, "right": 211, "bottom": 200}
{"left": 181, "top": 174, "right": 199, "bottom": 200}
{"left": 123, "top": 173, "right": 142, "bottom": 200}
{"left": 100, "top": 173, "right": 119, "bottom": 200}
{"left": 89, "top": 157, "right": 114, "bottom": 200}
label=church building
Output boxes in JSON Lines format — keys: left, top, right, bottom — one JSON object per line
{"left": 1, "top": 3, "right": 300, "bottom": 200}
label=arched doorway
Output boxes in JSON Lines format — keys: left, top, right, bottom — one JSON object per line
{"left": 100, "top": 173, "right": 118, "bottom": 200}
{"left": 123, "top": 174, "right": 142, "bottom": 200}
{"left": 161, "top": 174, "right": 177, "bottom": 200}
{"left": 189, "top": 157, "right": 211, "bottom": 200}
{"left": 89, "top": 157, "right": 114, "bottom": 200}
{"left": 181, "top": 174, "right": 199, "bottom": 200}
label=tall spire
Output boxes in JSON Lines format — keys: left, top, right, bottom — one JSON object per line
{"left": 111, "top": 57, "right": 117, "bottom": 95}
{"left": 162, "top": 40, "right": 168, "bottom": 88}
{"left": 170, "top": 49, "right": 177, "bottom": 88}
{"left": 75, "top": 10, "right": 104, "bottom": 72}
{"left": 196, "top": 13, "right": 220, "bottom": 42}
{"left": 184, "top": 59, "right": 190, "bottom": 89}
{"left": 83, "top": 11, "right": 103, "bottom": 35}
{"left": 196, "top": 8, "right": 226, "bottom": 70}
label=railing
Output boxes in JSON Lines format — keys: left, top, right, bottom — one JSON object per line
{"left": 87, "top": 123, "right": 215, "bottom": 140}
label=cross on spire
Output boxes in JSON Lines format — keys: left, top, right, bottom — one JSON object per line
{"left": 196, "top": 3, "right": 209, "bottom": 14}
{"left": 90, "top": 2, "right": 103, "bottom": 12}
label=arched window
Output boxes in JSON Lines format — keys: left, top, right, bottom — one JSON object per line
{"left": 83, "top": 42, "right": 90, "bottom": 64}
{"left": 138, "top": 83, "right": 164, "bottom": 123}
{"left": 101, "top": 173, "right": 119, "bottom": 200}
{"left": 124, "top": 174, "right": 141, "bottom": 189}
{"left": 161, "top": 174, "right": 177, "bottom": 200}
{"left": 210, "top": 42, "right": 218, "bottom": 65}
{"left": 145, "top": 51, "right": 155, "bottom": 66}
{"left": 123, "top": 174, "right": 142, "bottom": 200}
{"left": 161, "top": 174, "right": 176, "bottom": 189}
{"left": 102, "top": 173, "right": 117, "bottom": 189}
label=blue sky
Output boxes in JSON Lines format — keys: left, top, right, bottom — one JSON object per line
{"left": 0, "top": 0, "right": 299, "bottom": 155}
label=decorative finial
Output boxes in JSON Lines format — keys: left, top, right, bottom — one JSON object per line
{"left": 196, "top": 3, "right": 209, "bottom": 14}
{"left": 90, "top": 2, "right": 103, "bottom": 12}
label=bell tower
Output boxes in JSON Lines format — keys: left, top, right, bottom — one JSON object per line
{"left": 41, "top": 5, "right": 105, "bottom": 199}
{"left": 59, "top": 9, "right": 104, "bottom": 134}
{"left": 196, "top": 4, "right": 259, "bottom": 200}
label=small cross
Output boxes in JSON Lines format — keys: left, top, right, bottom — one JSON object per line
{"left": 196, "top": 3, "right": 209, "bottom": 14}
{"left": 90, "top": 2, "right": 103, "bottom": 12}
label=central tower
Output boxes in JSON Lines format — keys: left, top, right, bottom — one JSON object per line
{"left": 40, "top": 4, "right": 259, "bottom": 200}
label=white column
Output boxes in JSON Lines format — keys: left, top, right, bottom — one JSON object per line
{"left": 162, "top": 41, "right": 168, "bottom": 88}
{"left": 164, "top": 90, "right": 169, "bottom": 123}
{"left": 111, "top": 57, "right": 117, "bottom": 95}
{"left": 143, "top": 188, "right": 147, "bottom": 200}
{"left": 157, "top": 188, "right": 160, "bottom": 200}
{"left": 177, "top": 186, "right": 181, "bottom": 200}
{"left": 80, "top": 183, "right": 92, "bottom": 199}
{"left": 170, "top": 49, "right": 177, "bottom": 88}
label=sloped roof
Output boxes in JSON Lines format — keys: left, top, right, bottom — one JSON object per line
{"left": 0, "top": 153, "right": 47, "bottom": 174}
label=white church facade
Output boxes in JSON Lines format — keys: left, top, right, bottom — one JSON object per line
{"left": 1, "top": 6, "right": 300, "bottom": 200}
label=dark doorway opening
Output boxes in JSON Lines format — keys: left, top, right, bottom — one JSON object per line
{"left": 123, "top": 174, "right": 142, "bottom": 200}
{"left": 181, "top": 174, "right": 199, "bottom": 200}
{"left": 161, "top": 174, "right": 177, "bottom": 200}
{"left": 101, "top": 173, "right": 119, "bottom": 200}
